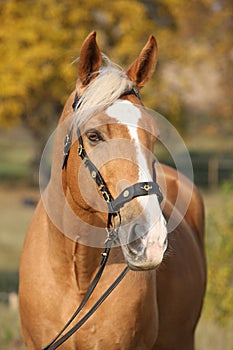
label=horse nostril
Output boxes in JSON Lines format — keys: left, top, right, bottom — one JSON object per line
{"left": 128, "top": 223, "right": 143, "bottom": 242}
{"left": 128, "top": 224, "right": 145, "bottom": 256}
{"left": 163, "top": 237, "right": 168, "bottom": 251}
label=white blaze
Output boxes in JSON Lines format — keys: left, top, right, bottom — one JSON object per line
{"left": 107, "top": 100, "right": 152, "bottom": 182}
{"left": 107, "top": 100, "right": 167, "bottom": 244}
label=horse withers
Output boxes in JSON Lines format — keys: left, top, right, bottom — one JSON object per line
{"left": 19, "top": 32, "right": 206, "bottom": 350}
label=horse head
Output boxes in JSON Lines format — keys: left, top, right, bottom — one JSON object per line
{"left": 63, "top": 32, "right": 167, "bottom": 271}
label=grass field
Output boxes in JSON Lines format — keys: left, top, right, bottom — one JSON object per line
{"left": 0, "top": 186, "right": 36, "bottom": 350}
{"left": 0, "top": 304, "right": 25, "bottom": 350}
{"left": 0, "top": 187, "right": 37, "bottom": 272}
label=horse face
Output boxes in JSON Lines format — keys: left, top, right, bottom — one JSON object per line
{"left": 81, "top": 99, "right": 168, "bottom": 270}
{"left": 72, "top": 32, "right": 167, "bottom": 269}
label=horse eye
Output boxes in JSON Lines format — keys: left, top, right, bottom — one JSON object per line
{"left": 86, "top": 130, "right": 103, "bottom": 143}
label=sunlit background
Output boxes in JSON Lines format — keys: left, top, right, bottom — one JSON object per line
{"left": 0, "top": 1, "right": 232, "bottom": 349}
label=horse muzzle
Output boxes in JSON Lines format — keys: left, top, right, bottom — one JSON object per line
{"left": 119, "top": 214, "right": 168, "bottom": 271}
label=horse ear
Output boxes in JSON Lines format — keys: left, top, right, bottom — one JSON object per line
{"left": 126, "top": 35, "right": 158, "bottom": 89}
{"left": 78, "top": 31, "right": 102, "bottom": 86}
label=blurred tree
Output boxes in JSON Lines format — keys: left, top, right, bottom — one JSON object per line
{"left": 0, "top": 0, "right": 232, "bottom": 179}
{"left": 0, "top": 0, "right": 160, "bottom": 178}
{"left": 152, "top": 0, "right": 233, "bottom": 135}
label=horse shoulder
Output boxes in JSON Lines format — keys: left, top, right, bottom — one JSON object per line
{"left": 159, "top": 164, "right": 205, "bottom": 246}
{"left": 155, "top": 164, "right": 206, "bottom": 349}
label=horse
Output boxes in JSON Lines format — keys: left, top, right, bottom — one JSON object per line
{"left": 19, "top": 32, "right": 206, "bottom": 350}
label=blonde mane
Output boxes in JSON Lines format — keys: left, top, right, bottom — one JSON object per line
{"left": 74, "top": 61, "right": 134, "bottom": 126}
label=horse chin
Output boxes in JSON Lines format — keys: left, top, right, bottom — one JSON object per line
{"left": 121, "top": 241, "right": 167, "bottom": 271}
{"left": 127, "top": 261, "right": 161, "bottom": 271}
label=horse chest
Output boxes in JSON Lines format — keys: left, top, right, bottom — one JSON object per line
{"left": 45, "top": 272, "right": 158, "bottom": 350}
{"left": 69, "top": 301, "right": 157, "bottom": 349}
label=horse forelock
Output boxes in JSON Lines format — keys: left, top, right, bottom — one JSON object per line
{"left": 74, "top": 62, "right": 134, "bottom": 127}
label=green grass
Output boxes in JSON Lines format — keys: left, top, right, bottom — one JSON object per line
{"left": 0, "top": 187, "right": 37, "bottom": 272}
{"left": 196, "top": 316, "right": 233, "bottom": 350}
{"left": 0, "top": 186, "right": 36, "bottom": 348}
{"left": 0, "top": 304, "right": 25, "bottom": 350}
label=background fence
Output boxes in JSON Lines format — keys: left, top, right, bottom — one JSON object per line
{"left": 160, "top": 151, "right": 233, "bottom": 190}
{"left": 191, "top": 153, "right": 233, "bottom": 189}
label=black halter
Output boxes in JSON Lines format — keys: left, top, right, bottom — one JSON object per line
{"left": 42, "top": 89, "right": 163, "bottom": 349}
{"left": 62, "top": 89, "right": 163, "bottom": 221}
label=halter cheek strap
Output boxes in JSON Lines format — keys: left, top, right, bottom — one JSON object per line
{"left": 76, "top": 127, "right": 114, "bottom": 205}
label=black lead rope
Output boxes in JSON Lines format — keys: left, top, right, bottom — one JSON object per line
{"left": 43, "top": 266, "right": 129, "bottom": 350}
{"left": 42, "top": 234, "right": 124, "bottom": 350}
{"left": 42, "top": 243, "right": 112, "bottom": 350}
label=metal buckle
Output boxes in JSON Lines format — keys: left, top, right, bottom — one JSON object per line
{"left": 105, "top": 227, "right": 119, "bottom": 245}
{"left": 64, "top": 134, "right": 70, "bottom": 147}
{"left": 141, "top": 184, "right": 153, "bottom": 191}
{"left": 98, "top": 185, "right": 111, "bottom": 203}
{"left": 78, "top": 144, "right": 83, "bottom": 156}
{"left": 101, "top": 191, "right": 110, "bottom": 203}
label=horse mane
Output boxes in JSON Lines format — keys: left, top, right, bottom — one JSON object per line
{"left": 74, "top": 55, "right": 134, "bottom": 126}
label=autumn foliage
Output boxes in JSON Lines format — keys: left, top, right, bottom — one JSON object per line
{"left": 0, "top": 0, "right": 232, "bottom": 138}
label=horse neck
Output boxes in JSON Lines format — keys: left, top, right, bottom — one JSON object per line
{"left": 72, "top": 242, "right": 103, "bottom": 294}
{"left": 46, "top": 109, "right": 114, "bottom": 294}
{"left": 47, "top": 215, "right": 103, "bottom": 294}
{"left": 45, "top": 179, "right": 104, "bottom": 294}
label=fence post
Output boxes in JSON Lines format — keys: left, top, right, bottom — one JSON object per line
{"left": 208, "top": 157, "right": 219, "bottom": 190}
